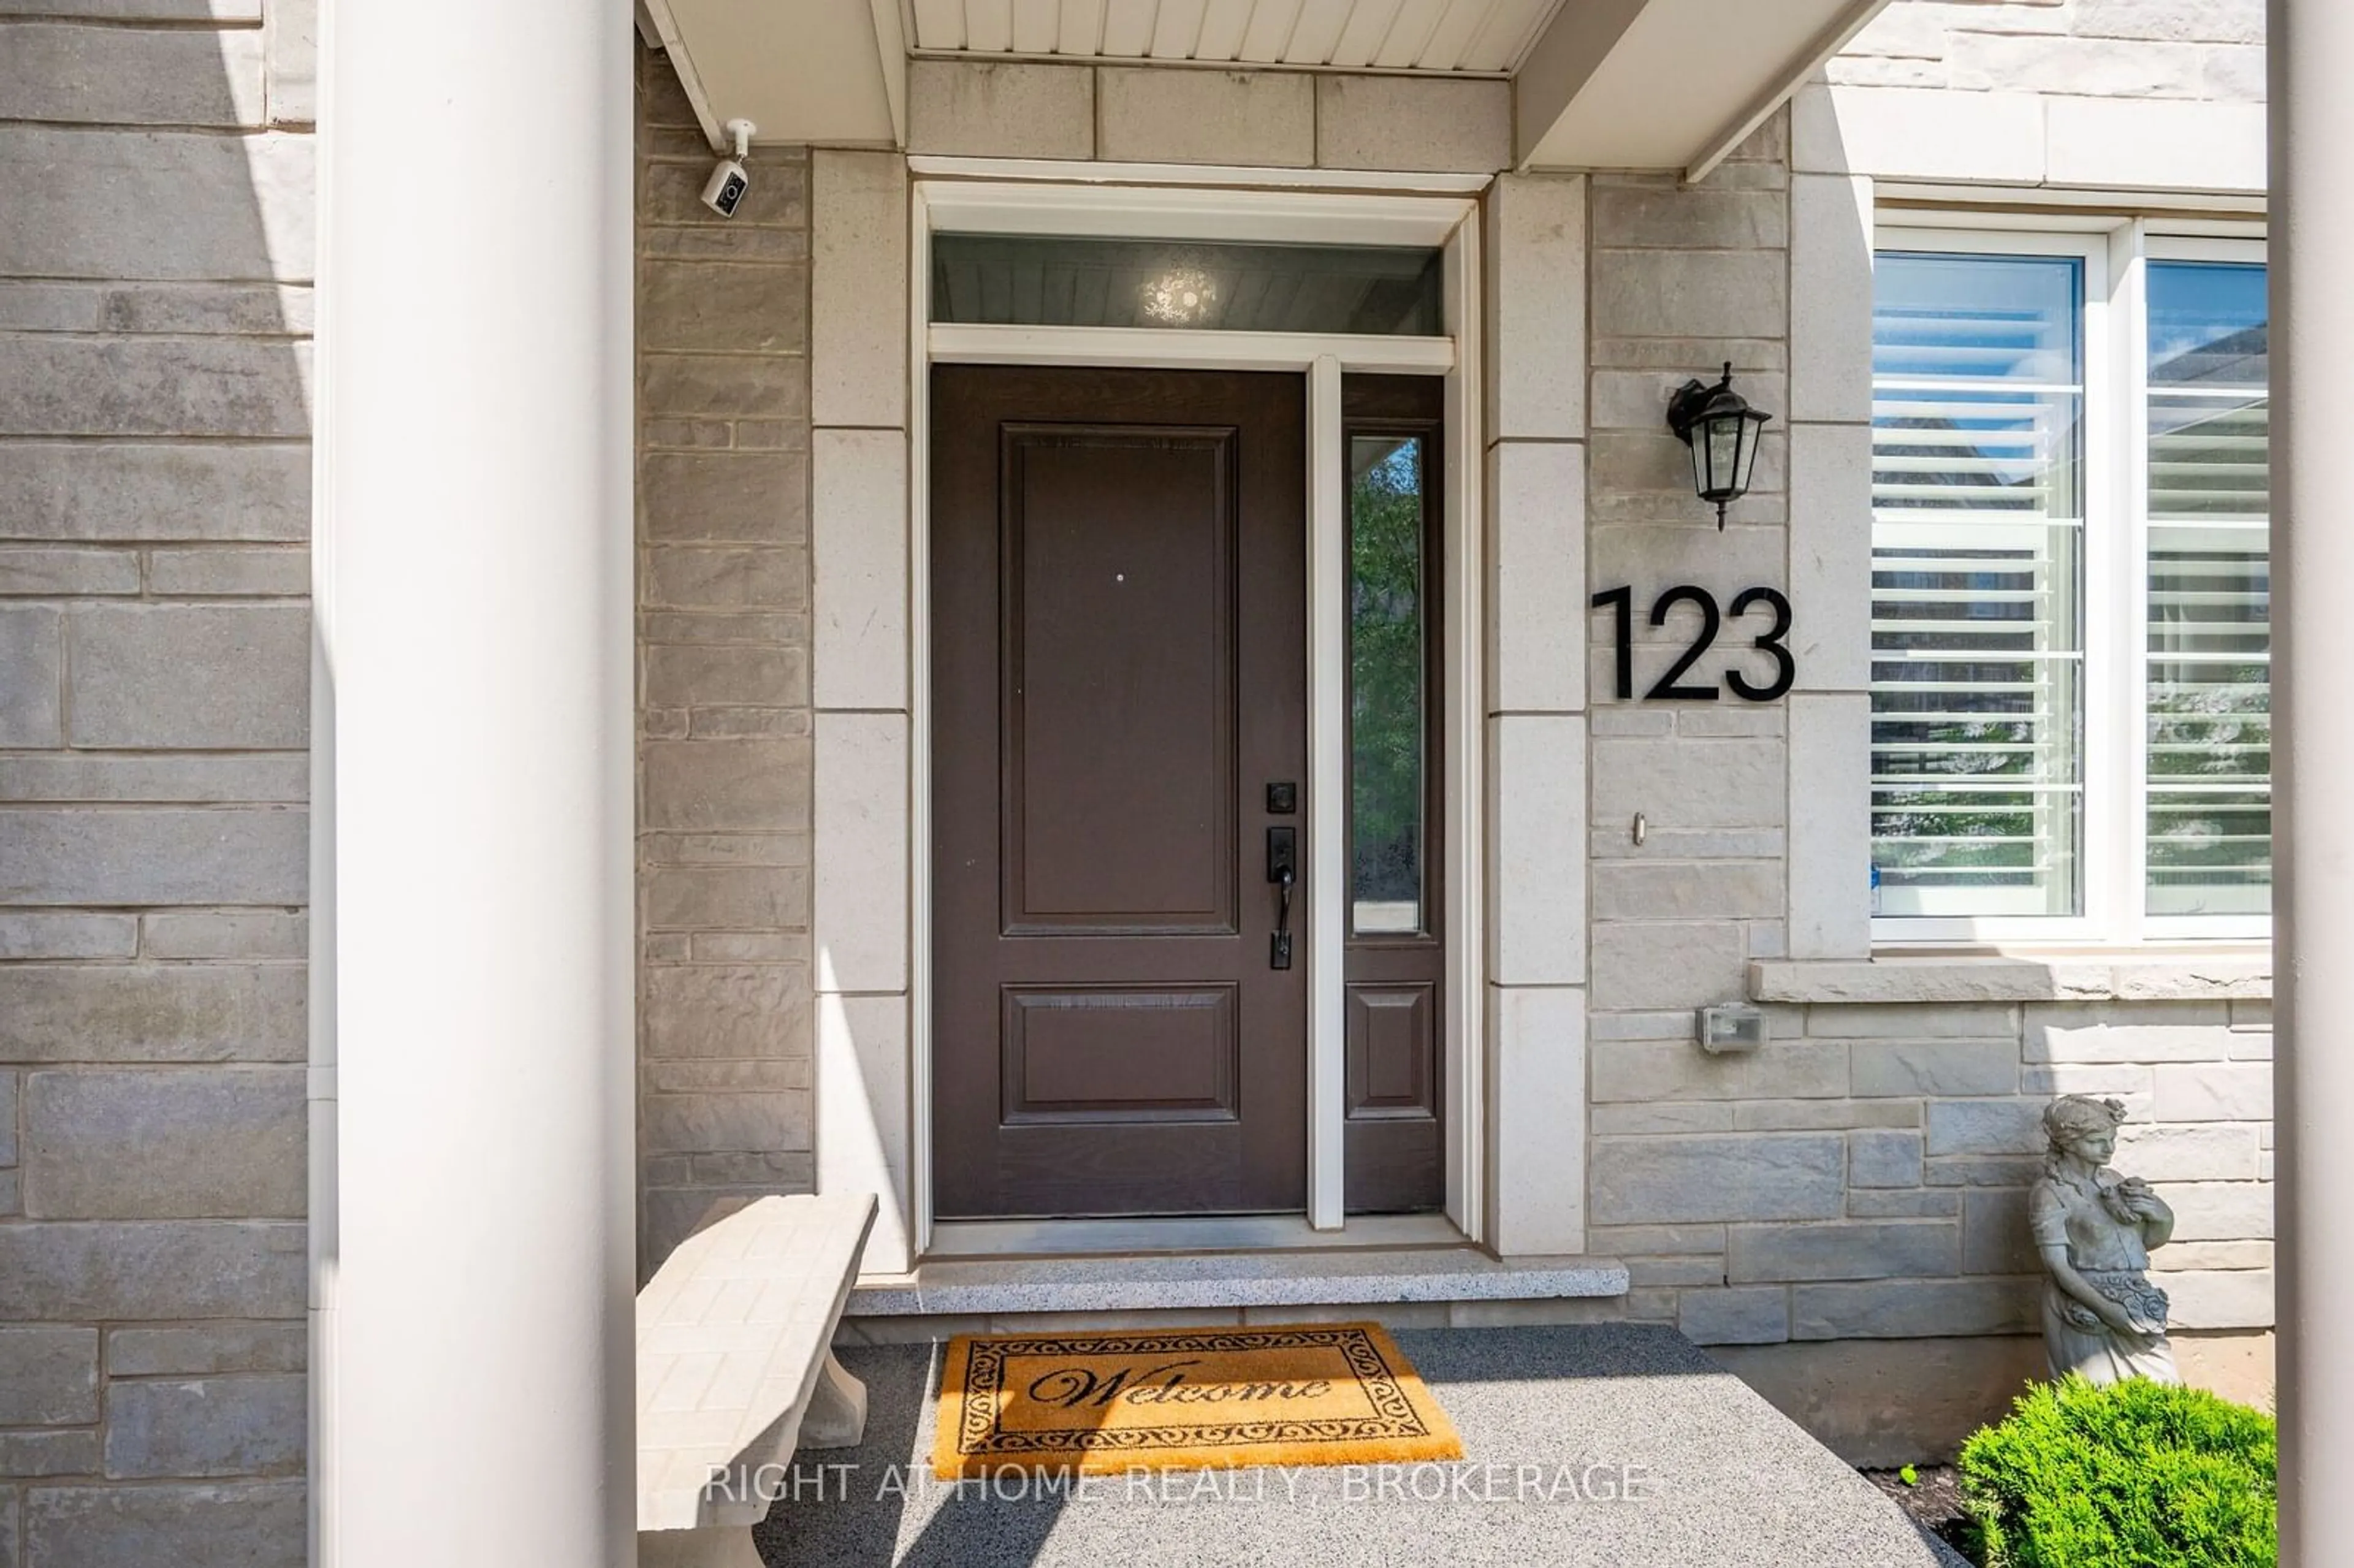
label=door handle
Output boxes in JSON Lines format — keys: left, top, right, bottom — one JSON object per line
{"left": 1267, "top": 827, "right": 1296, "bottom": 970}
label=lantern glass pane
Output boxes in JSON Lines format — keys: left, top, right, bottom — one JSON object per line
{"left": 1731, "top": 413, "right": 1764, "bottom": 495}
{"left": 1705, "top": 416, "right": 1742, "bottom": 498}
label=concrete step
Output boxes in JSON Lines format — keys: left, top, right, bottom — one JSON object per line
{"left": 847, "top": 1247, "right": 1630, "bottom": 1320}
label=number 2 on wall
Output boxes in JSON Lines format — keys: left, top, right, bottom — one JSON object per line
{"left": 1591, "top": 584, "right": 1796, "bottom": 704}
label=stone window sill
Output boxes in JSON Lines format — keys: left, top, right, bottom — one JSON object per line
{"left": 1749, "top": 949, "right": 2272, "bottom": 1006}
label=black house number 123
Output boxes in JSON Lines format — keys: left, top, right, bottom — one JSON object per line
{"left": 1591, "top": 584, "right": 1796, "bottom": 704}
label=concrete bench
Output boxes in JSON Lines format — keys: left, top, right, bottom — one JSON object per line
{"left": 638, "top": 1192, "right": 878, "bottom": 1568}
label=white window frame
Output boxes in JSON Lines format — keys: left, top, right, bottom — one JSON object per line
{"left": 1870, "top": 216, "right": 2269, "bottom": 948}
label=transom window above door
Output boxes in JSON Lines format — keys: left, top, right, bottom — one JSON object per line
{"left": 1870, "top": 227, "right": 2270, "bottom": 943}
{"left": 929, "top": 234, "right": 1446, "bottom": 335}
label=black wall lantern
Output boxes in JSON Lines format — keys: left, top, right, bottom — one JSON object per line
{"left": 1666, "top": 362, "right": 1772, "bottom": 528}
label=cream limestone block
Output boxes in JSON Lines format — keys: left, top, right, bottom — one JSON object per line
{"left": 811, "top": 151, "right": 907, "bottom": 430}
{"left": 1489, "top": 984, "right": 1588, "bottom": 1256}
{"left": 907, "top": 60, "right": 1093, "bottom": 159}
{"left": 1788, "top": 422, "right": 1872, "bottom": 693}
{"left": 813, "top": 712, "right": 908, "bottom": 994}
{"left": 1588, "top": 922, "right": 1748, "bottom": 1012}
{"left": 1486, "top": 714, "right": 1587, "bottom": 986}
{"left": 1590, "top": 1134, "right": 1846, "bottom": 1226}
{"left": 2043, "top": 96, "right": 2266, "bottom": 194}
{"left": 812, "top": 428, "right": 908, "bottom": 711}
{"left": 2160, "top": 1182, "right": 2272, "bottom": 1243}
{"left": 1312, "top": 75, "right": 1509, "bottom": 173}
{"left": 2116, "top": 1122, "right": 2263, "bottom": 1182}
{"left": 1590, "top": 249, "right": 1786, "bottom": 344}
{"left": 1485, "top": 440, "right": 1586, "bottom": 714}
{"left": 1679, "top": 1287, "right": 1789, "bottom": 1346}
{"left": 1590, "top": 736, "right": 1785, "bottom": 832}
{"left": 817, "top": 993, "right": 912, "bottom": 1274}
{"left": 2154, "top": 1269, "right": 2275, "bottom": 1331}
{"left": 1787, "top": 693, "right": 1870, "bottom": 960}
{"left": 2154, "top": 1062, "right": 2274, "bottom": 1123}
{"left": 1727, "top": 1219, "right": 1960, "bottom": 1284}
{"left": 1482, "top": 174, "right": 1586, "bottom": 443}
{"left": 0, "top": 128, "right": 312, "bottom": 283}
{"left": 0, "top": 22, "right": 264, "bottom": 126}
{"left": 1096, "top": 67, "right": 1313, "bottom": 167}
{"left": 265, "top": 0, "right": 316, "bottom": 125}
{"left": 1789, "top": 176, "right": 1873, "bottom": 426}
{"left": 1796, "top": 85, "right": 2044, "bottom": 183}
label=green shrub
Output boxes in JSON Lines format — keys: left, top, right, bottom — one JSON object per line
{"left": 1957, "top": 1376, "right": 2276, "bottom": 1568}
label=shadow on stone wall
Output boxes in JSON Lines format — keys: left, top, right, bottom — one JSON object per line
{"left": 0, "top": 4, "right": 314, "bottom": 1562}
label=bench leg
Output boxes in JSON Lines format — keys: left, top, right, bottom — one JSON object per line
{"left": 797, "top": 1350, "right": 867, "bottom": 1450}
{"left": 639, "top": 1526, "right": 764, "bottom": 1568}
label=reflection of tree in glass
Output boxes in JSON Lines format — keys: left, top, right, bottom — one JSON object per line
{"left": 1350, "top": 438, "right": 1424, "bottom": 916}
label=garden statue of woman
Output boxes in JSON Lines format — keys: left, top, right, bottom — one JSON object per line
{"left": 2031, "top": 1095, "right": 2181, "bottom": 1386}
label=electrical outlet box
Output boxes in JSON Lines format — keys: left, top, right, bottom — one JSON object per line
{"left": 1697, "top": 1004, "right": 1767, "bottom": 1054}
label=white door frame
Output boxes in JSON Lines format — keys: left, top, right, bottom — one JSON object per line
{"left": 908, "top": 175, "right": 1486, "bottom": 1254}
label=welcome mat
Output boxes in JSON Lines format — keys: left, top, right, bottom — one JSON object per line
{"left": 932, "top": 1322, "right": 1463, "bottom": 1478}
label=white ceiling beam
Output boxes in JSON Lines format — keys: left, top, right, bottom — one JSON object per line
{"left": 870, "top": 0, "right": 910, "bottom": 146}
{"left": 1680, "top": 0, "right": 1892, "bottom": 183}
{"left": 1510, "top": 0, "right": 1649, "bottom": 171}
{"left": 1515, "top": 0, "right": 1893, "bottom": 176}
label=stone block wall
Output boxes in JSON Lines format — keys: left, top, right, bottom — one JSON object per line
{"left": 1582, "top": 114, "right": 1796, "bottom": 1083}
{"left": 0, "top": 1, "right": 314, "bottom": 1561}
{"left": 634, "top": 48, "right": 821, "bottom": 1275}
{"left": 1808, "top": 0, "right": 2267, "bottom": 192}
{"left": 1579, "top": 107, "right": 2276, "bottom": 1407}
{"left": 1587, "top": 993, "right": 2276, "bottom": 1348}
{"left": 905, "top": 57, "right": 1510, "bottom": 173}
{"left": 1835, "top": 0, "right": 2264, "bottom": 99}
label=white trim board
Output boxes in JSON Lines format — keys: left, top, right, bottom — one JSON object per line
{"left": 908, "top": 177, "right": 1487, "bottom": 1255}
{"left": 909, "top": 154, "right": 1496, "bottom": 196}
{"left": 921, "top": 180, "right": 1476, "bottom": 247}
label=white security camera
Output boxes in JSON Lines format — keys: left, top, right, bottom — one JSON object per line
{"left": 701, "top": 119, "right": 756, "bottom": 218}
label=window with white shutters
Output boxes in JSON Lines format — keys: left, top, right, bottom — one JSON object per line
{"left": 1871, "top": 249, "right": 2086, "bottom": 920}
{"left": 2144, "top": 259, "right": 2271, "bottom": 919}
{"left": 1868, "top": 227, "right": 2269, "bottom": 942}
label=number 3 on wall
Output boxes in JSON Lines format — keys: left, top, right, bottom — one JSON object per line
{"left": 1591, "top": 584, "right": 1796, "bottom": 704}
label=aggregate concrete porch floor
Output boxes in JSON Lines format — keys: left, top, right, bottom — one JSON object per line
{"left": 753, "top": 1324, "right": 1969, "bottom": 1567}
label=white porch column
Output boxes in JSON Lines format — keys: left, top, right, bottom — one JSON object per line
{"left": 2272, "top": 2, "right": 2354, "bottom": 1560}
{"left": 312, "top": 0, "right": 635, "bottom": 1562}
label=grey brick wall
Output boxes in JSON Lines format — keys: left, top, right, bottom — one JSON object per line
{"left": 1835, "top": 0, "right": 2264, "bottom": 98}
{"left": 634, "top": 48, "right": 819, "bottom": 1276}
{"left": 1581, "top": 112, "right": 2274, "bottom": 1350}
{"left": 0, "top": 1, "right": 314, "bottom": 1561}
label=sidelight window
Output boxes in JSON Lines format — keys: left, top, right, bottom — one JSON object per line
{"left": 1870, "top": 227, "right": 2270, "bottom": 942}
{"left": 1348, "top": 431, "right": 1429, "bottom": 935}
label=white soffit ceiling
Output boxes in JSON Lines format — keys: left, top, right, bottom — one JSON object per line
{"left": 904, "top": 0, "right": 1566, "bottom": 74}
{"left": 656, "top": 0, "right": 899, "bottom": 147}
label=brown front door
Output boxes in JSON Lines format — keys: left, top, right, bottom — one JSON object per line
{"left": 931, "top": 365, "right": 1309, "bottom": 1219}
